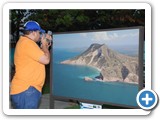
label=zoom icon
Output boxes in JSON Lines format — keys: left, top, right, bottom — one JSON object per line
{"left": 136, "top": 89, "right": 158, "bottom": 110}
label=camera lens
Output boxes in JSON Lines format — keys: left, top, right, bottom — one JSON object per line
{"left": 47, "top": 31, "right": 52, "bottom": 36}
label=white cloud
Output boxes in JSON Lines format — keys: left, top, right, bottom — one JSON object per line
{"left": 80, "top": 33, "right": 88, "bottom": 37}
{"left": 121, "top": 32, "right": 139, "bottom": 38}
{"left": 79, "top": 30, "right": 139, "bottom": 42}
{"left": 93, "top": 32, "right": 109, "bottom": 41}
{"left": 91, "top": 32, "right": 119, "bottom": 41}
{"left": 80, "top": 32, "right": 112, "bottom": 41}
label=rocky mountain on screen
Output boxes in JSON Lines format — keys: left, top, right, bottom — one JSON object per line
{"left": 61, "top": 43, "right": 139, "bottom": 84}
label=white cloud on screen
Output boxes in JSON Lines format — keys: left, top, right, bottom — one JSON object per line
{"left": 121, "top": 32, "right": 139, "bottom": 38}
{"left": 79, "top": 30, "right": 139, "bottom": 42}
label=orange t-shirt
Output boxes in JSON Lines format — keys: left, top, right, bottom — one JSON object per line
{"left": 10, "top": 36, "right": 45, "bottom": 95}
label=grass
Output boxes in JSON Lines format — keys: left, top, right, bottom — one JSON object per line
{"left": 65, "top": 105, "right": 80, "bottom": 109}
{"left": 42, "top": 83, "right": 50, "bottom": 94}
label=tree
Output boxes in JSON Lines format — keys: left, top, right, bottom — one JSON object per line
{"left": 10, "top": 9, "right": 145, "bottom": 43}
{"left": 10, "top": 10, "right": 33, "bottom": 42}
{"left": 26, "top": 9, "right": 145, "bottom": 32}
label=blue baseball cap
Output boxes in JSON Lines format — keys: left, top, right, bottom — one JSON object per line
{"left": 24, "top": 21, "right": 45, "bottom": 33}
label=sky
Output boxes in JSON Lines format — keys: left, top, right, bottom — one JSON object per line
{"left": 54, "top": 28, "right": 140, "bottom": 50}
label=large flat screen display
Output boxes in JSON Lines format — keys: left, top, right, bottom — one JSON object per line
{"left": 51, "top": 27, "right": 144, "bottom": 108}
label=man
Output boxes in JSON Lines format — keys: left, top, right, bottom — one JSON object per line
{"left": 10, "top": 21, "right": 51, "bottom": 109}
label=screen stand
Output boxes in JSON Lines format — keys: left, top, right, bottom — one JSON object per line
{"left": 50, "top": 95, "right": 55, "bottom": 109}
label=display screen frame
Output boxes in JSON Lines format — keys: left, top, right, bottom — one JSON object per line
{"left": 50, "top": 26, "right": 144, "bottom": 109}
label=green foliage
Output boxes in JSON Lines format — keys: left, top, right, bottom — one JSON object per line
{"left": 10, "top": 9, "right": 145, "bottom": 42}
{"left": 64, "top": 105, "right": 80, "bottom": 109}
{"left": 42, "top": 83, "right": 50, "bottom": 94}
{"left": 10, "top": 10, "right": 30, "bottom": 41}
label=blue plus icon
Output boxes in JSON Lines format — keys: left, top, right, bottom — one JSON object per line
{"left": 142, "top": 93, "right": 153, "bottom": 105}
{"left": 137, "top": 89, "right": 158, "bottom": 110}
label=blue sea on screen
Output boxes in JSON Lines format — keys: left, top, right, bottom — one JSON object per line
{"left": 53, "top": 49, "right": 139, "bottom": 107}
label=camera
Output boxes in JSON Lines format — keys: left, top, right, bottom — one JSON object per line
{"left": 38, "top": 30, "right": 53, "bottom": 50}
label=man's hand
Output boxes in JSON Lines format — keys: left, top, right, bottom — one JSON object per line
{"left": 40, "top": 34, "right": 47, "bottom": 45}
